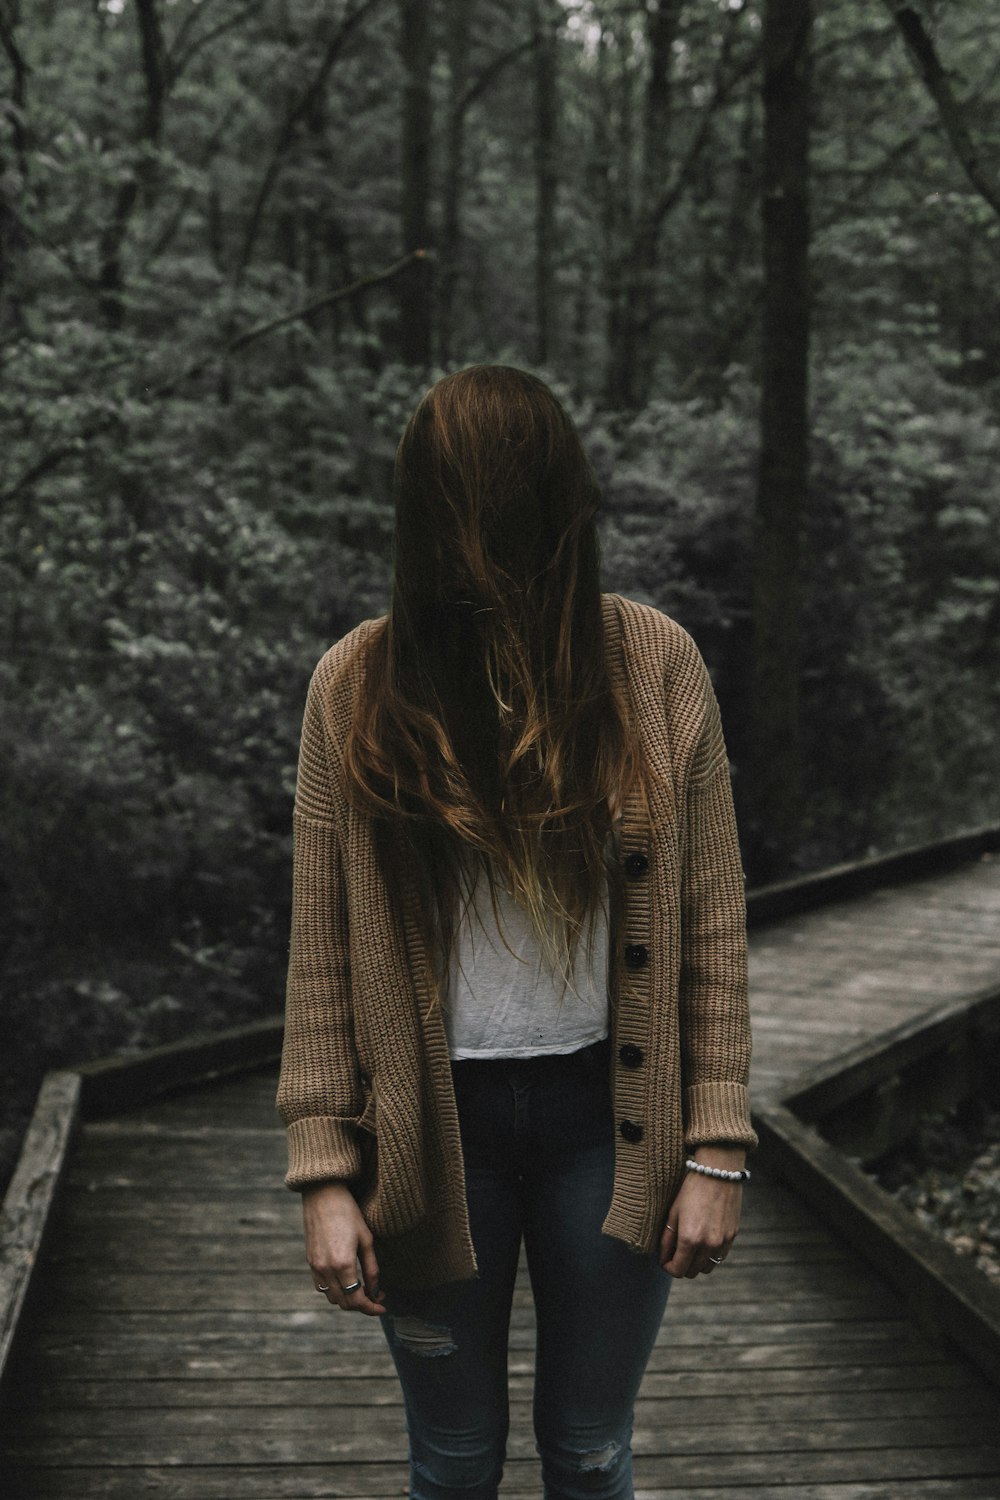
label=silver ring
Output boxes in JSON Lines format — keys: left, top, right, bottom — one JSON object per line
{"left": 708, "top": 1256, "right": 723, "bottom": 1266}
{"left": 341, "top": 1280, "right": 363, "bottom": 1294}
{"left": 316, "top": 1284, "right": 330, "bottom": 1292}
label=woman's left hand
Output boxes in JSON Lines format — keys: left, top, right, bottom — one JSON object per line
{"left": 659, "top": 1148, "right": 744, "bottom": 1279}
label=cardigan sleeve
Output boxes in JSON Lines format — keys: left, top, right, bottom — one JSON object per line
{"left": 276, "top": 662, "right": 367, "bottom": 1189}
{"left": 676, "top": 658, "right": 758, "bottom": 1150}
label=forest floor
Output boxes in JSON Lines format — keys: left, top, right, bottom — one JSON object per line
{"left": 875, "top": 1102, "right": 1000, "bottom": 1287}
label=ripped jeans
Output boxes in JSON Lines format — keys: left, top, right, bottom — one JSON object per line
{"left": 380, "top": 1039, "right": 672, "bottom": 1500}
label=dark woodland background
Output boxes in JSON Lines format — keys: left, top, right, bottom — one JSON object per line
{"left": 1, "top": 0, "right": 999, "bottom": 1189}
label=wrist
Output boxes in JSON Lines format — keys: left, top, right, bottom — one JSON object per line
{"left": 690, "top": 1144, "right": 747, "bottom": 1169}
{"left": 685, "top": 1153, "right": 750, "bottom": 1184}
{"left": 301, "top": 1179, "right": 353, "bottom": 1199}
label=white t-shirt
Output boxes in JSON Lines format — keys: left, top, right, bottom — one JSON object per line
{"left": 444, "top": 865, "right": 611, "bottom": 1060}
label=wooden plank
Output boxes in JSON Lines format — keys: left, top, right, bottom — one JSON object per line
{"left": 0, "top": 1070, "right": 80, "bottom": 1397}
{"left": 8, "top": 1477, "right": 1000, "bottom": 1500}
{"left": 5, "top": 1445, "right": 1000, "bottom": 1497}
{"left": 75, "top": 1020, "right": 283, "bottom": 1118}
{"left": 29, "top": 1272, "right": 879, "bottom": 1318}
{"left": 105, "top": 1073, "right": 283, "bottom": 1131}
{"left": 10, "top": 1333, "right": 951, "bottom": 1384}
{"left": 11, "top": 1383, "right": 1000, "bottom": 1440}
{"left": 746, "top": 824, "right": 1000, "bottom": 927}
{"left": 6, "top": 1411, "right": 1000, "bottom": 1465}
{"left": 23, "top": 1296, "right": 912, "bottom": 1346}
{"left": 36, "top": 1229, "right": 847, "bottom": 1266}
{"left": 6, "top": 1361, "right": 982, "bottom": 1409}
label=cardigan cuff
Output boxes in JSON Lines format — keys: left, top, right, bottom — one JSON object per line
{"left": 284, "top": 1115, "right": 364, "bottom": 1190}
{"left": 683, "top": 1082, "right": 758, "bottom": 1151}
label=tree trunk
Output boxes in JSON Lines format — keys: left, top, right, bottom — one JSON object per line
{"left": 98, "top": 0, "right": 166, "bottom": 327}
{"left": 438, "top": 0, "right": 471, "bottom": 366}
{"left": 399, "top": 0, "right": 433, "bottom": 367}
{"left": 600, "top": 14, "right": 635, "bottom": 406}
{"left": 532, "top": 0, "right": 559, "bottom": 367}
{"left": 751, "top": 0, "right": 812, "bottom": 877}
{"left": 0, "top": 0, "right": 29, "bottom": 340}
{"left": 603, "top": 2, "right": 680, "bottom": 407}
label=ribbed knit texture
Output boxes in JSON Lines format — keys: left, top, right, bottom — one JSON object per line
{"left": 276, "top": 594, "right": 756, "bottom": 1289}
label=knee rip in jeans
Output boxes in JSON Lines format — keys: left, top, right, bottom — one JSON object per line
{"left": 576, "top": 1440, "right": 621, "bottom": 1473}
{"left": 391, "top": 1314, "right": 457, "bottom": 1357}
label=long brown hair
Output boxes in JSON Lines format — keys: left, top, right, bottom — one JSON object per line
{"left": 344, "top": 364, "right": 640, "bottom": 997}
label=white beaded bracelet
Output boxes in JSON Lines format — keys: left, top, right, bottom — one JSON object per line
{"left": 685, "top": 1158, "right": 750, "bottom": 1183}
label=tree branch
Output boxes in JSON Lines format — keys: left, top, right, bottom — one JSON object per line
{"left": 237, "top": 0, "right": 382, "bottom": 278}
{"left": 0, "top": 250, "right": 425, "bottom": 504}
{"left": 650, "top": 21, "right": 762, "bottom": 237}
{"left": 883, "top": 1, "right": 1000, "bottom": 221}
{"left": 457, "top": 39, "right": 533, "bottom": 121}
{"left": 167, "top": 0, "right": 263, "bottom": 84}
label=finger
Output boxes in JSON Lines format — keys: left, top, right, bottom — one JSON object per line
{"left": 658, "top": 1218, "right": 678, "bottom": 1268}
{"left": 340, "top": 1284, "right": 385, "bottom": 1316}
{"left": 692, "top": 1248, "right": 727, "bottom": 1277}
{"left": 662, "top": 1238, "right": 697, "bottom": 1279}
{"left": 311, "top": 1267, "right": 340, "bottom": 1302}
{"left": 359, "top": 1239, "right": 384, "bottom": 1305}
{"left": 336, "top": 1261, "right": 385, "bottom": 1318}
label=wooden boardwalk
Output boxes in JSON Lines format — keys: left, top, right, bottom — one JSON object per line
{"left": 4, "top": 853, "right": 1000, "bottom": 1498}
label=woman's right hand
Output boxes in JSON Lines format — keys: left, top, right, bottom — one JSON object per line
{"left": 301, "top": 1181, "right": 386, "bottom": 1316}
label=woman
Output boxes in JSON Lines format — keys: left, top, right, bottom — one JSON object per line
{"left": 277, "top": 364, "right": 755, "bottom": 1500}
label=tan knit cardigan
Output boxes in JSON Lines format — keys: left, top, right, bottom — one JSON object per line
{"left": 277, "top": 593, "right": 756, "bottom": 1290}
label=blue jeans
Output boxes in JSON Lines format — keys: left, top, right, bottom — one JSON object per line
{"left": 380, "top": 1038, "right": 672, "bottom": 1500}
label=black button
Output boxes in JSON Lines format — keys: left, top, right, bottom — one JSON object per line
{"left": 624, "top": 943, "right": 648, "bottom": 969}
{"left": 624, "top": 852, "right": 648, "bottom": 879}
{"left": 619, "top": 1119, "right": 644, "bottom": 1143}
{"left": 619, "top": 1044, "right": 643, "bottom": 1069}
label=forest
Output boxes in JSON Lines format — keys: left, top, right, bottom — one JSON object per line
{"left": 1, "top": 0, "right": 999, "bottom": 1187}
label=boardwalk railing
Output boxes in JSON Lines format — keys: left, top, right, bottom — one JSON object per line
{"left": 755, "top": 981, "right": 1000, "bottom": 1389}
{"left": 745, "top": 820, "right": 1000, "bottom": 927}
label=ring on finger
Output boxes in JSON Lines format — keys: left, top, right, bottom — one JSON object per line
{"left": 341, "top": 1279, "right": 363, "bottom": 1295}
{"left": 316, "top": 1283, "right": 330, "bottom": 1292}
{"left": 708, "top": 1256, "right": 724, "bottom": 1266}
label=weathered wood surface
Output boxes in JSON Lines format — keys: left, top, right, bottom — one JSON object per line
{"left": 748, "top": 853, "right": 1000, "bottom": 1096}
{"left": 3, "top": 854, "right": 1000, "bottom": 1496}
{"left": 0, "top": 1072, "right": 80, "bottom": 1388}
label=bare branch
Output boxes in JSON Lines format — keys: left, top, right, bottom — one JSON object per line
{"left": 167, "top": 0, "right": 263, "bottom": 83}
{"left": 0, "top": 250, "right": 425, "bottom": 505}
{"left": 456, "top": 39, "right": 533, "bottom": 121}
{"left": 882, "top": 1, "right": 1000, "bottom": 221}
{"left": 159, "top": 249, "right": 426, "bottom": 396}
{"left": 237, "top": 0, "right": 383, "bottom": 279}
{"left": 650, "top": 20, "right": 762, "bottom": 236}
